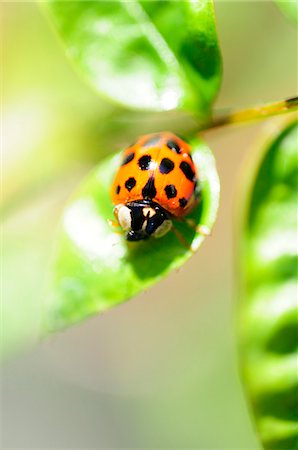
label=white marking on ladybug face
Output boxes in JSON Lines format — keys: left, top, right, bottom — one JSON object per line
{"left": 143, "top": 207, "right": 156, "bottom": 218}
{"left": 141, "top": 207, "right": 156, "bottom": 231}
{"left": 114, "top": 205, "right": 132, "bottom": 231}
{"left": 152, "top": 219, "right": 172, "bottom": 238}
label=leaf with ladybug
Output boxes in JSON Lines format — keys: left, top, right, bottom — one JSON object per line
{"left": 42, "top": 0, "right": 222, "bottom": 118}
{"left": 45, "top": 134, "right": 220, "bottom": 332}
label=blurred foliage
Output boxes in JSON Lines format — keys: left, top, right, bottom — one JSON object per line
{"left": 275, "top": 0, "right": 298, "bottom": 26}
{"left": 238, "top": 120, "right": 298, "bottom": 450}
{"left": 46, "top": 137, "right": 219, "bottom": 331}
{"left": 43, "top": 0, "right": 222, "bottom": 118}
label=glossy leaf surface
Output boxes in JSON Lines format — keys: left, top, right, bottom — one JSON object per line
{"left": 238, "top": 120, "right": 298, "bottom": 450}
{"left": 43, "top": 0, "right": 222, "bottom": 116}
{"left": 46, "top": 136, "right": 220, "bottom": 332}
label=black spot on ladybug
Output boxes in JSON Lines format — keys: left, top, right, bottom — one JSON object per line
{"left": 116, "top": 185, "right": 121, "bottom": 194}
{"left": 138, "top": 155, "right": 151, "bottom": 170}
{"left": 179, "top": 197, "right": 188, "bottom": 207}
{"left": 165, "top": 184, "right": 177, "bottom": 199}
{"left": 180, "top": 161, "right": 195, "bottom": 181}
{"left": 167, "top": 139, "right": 181, "bottom": 154}
{"left": 121, "top": 152, "right": 135, "bottom": 166}
{"left": 143, "top": 134, "right": 161, "bottom": 147}
{"left": 125, "top": 177, "right": 136, "bottom": 191}
{"left": 159, "top": 158, "right": 174, "bottom": 174}
{"left": 142, "top": 176, "right": 157, "bottom": 199}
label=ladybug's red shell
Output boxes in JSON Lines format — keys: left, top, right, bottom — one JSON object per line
{"left": 111, "top": 132, "right": 199, "bottom": 217}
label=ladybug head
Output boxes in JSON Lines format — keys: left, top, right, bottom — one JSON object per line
{"left": 114, "top": 200, "right": 172, "bottom": 241}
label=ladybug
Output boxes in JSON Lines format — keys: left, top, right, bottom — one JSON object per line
{"left": 110, "top": 132, "right": 200, "bottom": 241}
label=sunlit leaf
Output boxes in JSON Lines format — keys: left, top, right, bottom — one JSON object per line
{"left": 275, "top": 0, "right": 298, "bottom": 26}
{"left": 42, "top": 0, "right": 222, "bottom": 117}
{"left": 45, "top": 136, "right": 220, "bottom": 332}
{"left": 238, "top": 120, "right": 298, "bottom": 450}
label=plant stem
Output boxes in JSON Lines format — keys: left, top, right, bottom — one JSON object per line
{"left": 206, "top": 96, "right": 298, "bottom": 130}
{"left": 3, "top": 96, "right": 297, "bottom": 220}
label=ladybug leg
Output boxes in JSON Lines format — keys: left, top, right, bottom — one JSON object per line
{"left": 183, "top": 218, "right": 211, "bottom": 236}
{"left": 107, "top": 218, "right": 121, "bottom": 228}
{"left": 171, "top": 225, "right": 192, "bottom": 251}
{"left": 113, "top": 230, "right": 124, "bottom": 236}
{"left": 196, "top": 224, "right": 211, "bottom": 236}
{"left": 107, "top": 219, "right": 124, "bottom": 236}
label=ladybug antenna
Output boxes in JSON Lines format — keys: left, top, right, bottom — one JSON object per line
{"left": 171, "top": 223, "right": 192, "bottom": 250}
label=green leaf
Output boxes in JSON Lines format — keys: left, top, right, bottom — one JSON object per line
{"left": 45, "top": 136, "right": 220, "bottom": 332}
{"left": 275, "top": 1, "right": 298, "bottom": 26}
{"left": 42, "top": 0, "right": 222, "bottom": 116}
{"left": 238, "top": 120, "right": 298, "bottom": 450}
